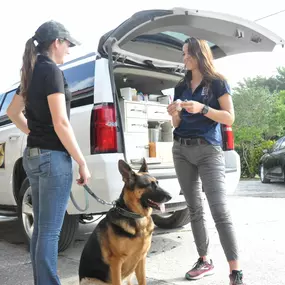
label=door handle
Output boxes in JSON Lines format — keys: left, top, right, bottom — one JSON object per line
{"left": 9, "top": 134, "right": 21, "bottom": 141}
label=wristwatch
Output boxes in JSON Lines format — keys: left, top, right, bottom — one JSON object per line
{"left": 201, "top": 105, "right": 209, "bottom": 115}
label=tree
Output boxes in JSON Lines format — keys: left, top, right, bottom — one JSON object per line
{"left": 233, "top": 86, "right": 274, "bottom": 143}
{"left": 233, "top": 76, "right": 278, "bottom": 94}
{"left": 233, "top": 66, "right": 285, "bottom": 94}
{"left": 232, "top": 86, "right": 276, "bottom": 178}
{"left": 232, "top": 67, "right": 285, "bottom": 177}
{"left": 275, "top": 67, "right": 285, "bottom": 91}
{"left": 266, "top": 90, "right": 285, "bottom": 139}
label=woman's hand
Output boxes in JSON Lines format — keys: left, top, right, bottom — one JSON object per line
{"left": 180, "top": 100, "right": 204, "bottom": 114}
{"left": 167, "top": 102, "right": 179, "bottom": 117}
{"left": 167, "top": 102, "right": 182, "bottom": 128}
{"left": 77, "top": 163, "right": 91, "bottom": 186}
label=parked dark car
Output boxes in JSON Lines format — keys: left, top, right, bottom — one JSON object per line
{"left": 259, "top": 136, "right": 285, "bottom": 183}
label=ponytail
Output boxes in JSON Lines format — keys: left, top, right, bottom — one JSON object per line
{"left": 20, "top": 38, "right": 37, "bottom": 101}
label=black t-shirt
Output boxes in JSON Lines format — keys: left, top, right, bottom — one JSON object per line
{"left": 16, "top": 54, "right": 71, "bottom": 152}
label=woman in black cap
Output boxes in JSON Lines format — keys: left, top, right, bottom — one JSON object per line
{"left": 7, "top": 20, "right": 90, "bottom": 285}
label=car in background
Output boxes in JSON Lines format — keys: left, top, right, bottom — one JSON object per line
{"left": 259, "top": 135, "right": 285, "bottom": 183}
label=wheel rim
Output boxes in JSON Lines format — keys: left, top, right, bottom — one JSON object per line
{"left": 22, "top": 186, "right": 34, "bottom": 239}
{"left": 260, "top": 165, "right": 264, "bottom": 180}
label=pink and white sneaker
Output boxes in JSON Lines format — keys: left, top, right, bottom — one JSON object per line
{"left": 185, "top": 257, "right": 215, "bottom": 280}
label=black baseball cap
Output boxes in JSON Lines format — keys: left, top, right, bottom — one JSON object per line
{"left": 33, "top": 20, "right": 80, "bottom": 47}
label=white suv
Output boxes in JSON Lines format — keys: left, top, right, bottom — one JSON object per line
{"left": 0, "top": 7, "right": 283, "bottom": 251}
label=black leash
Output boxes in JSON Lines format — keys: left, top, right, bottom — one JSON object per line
{"left": 70, "top": 184, "right": 115, "bottom": 212}
{"left": 83, "top": 184, "right": 116, "bottom": 206}
{"left": 70, "top": 184, "right": 143, "bottom": 219}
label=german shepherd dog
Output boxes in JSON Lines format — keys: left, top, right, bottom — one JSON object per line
{"left": 79, "top": 158, "right": 172, "bottom": 285}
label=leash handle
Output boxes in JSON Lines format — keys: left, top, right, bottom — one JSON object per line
{"left": 70, "top": 185, "right": 89, "bottom": 212}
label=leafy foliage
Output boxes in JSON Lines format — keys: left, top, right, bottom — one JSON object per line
{"left": 235, "top": 140, "right": 275, "bottom": 178}
{"left": 232, "top": 67, "right": 285, "bottom": 177}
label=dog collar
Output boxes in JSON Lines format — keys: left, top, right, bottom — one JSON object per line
{"left": 114, "top": 206, "right": 144, "bottom": 219}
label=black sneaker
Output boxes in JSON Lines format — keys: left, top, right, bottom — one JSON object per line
{"left": 230, "top": 270, "right": 246, "bottom": 285}
{"left": 185, "top": 257, "right": 214, "bottom": 280}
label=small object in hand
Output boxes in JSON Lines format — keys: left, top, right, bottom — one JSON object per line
{"left": 175, "top": 99, "right": 182, "bottom": 111}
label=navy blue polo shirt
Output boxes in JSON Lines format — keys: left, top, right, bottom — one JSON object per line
{"left": 173, "top": 78, "right": 231, "bottom": 146}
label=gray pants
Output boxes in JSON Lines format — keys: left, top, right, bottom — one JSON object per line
{"left": 172, "top": 140, "right": 238, "bottom": 261}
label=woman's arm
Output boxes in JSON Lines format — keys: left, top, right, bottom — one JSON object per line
{"left": 172, "top": 112, "right": 182, "bottom": 128}
{"left": 7, "top": 94, "right": 30, "bottom": 135}
{"left": 47, "top": 93, "right": 86, "bottom": 166}
{"left": 205, "top": 93, "right": 235, "bottom": 125}
{"left": 167, "top": 85, "right": 184, "bottom": 128}
{"left": 167, "top": 102, "right": 181, "bottom": 128}
{"left": 180, "top": 93, "right": 235, "bottom": 126}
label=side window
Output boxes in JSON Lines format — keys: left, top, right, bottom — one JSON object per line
{"left": 273, "top": 137, "right": 284, "bottom": 151}
{"left": 0, "top": 89, "right": 16, "bottom": 118}
{"left": 63, "top": 60, "right": 95, "bottom": 108}
{"left": 278, "top": 138, "right": 285, "bottom": 150}
{"left": 0, "top": 93, "right": 5, "bottom": 107}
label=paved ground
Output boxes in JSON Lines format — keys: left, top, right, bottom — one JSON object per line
{"left": 1, "top": 179, "right": 285, "bottom": 285}
{"left": 234, "top": 178, "right": 285, "bottom": 198}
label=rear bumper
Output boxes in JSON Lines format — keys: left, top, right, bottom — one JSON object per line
{"left": 152, "top": 201, "right": 188, "bottom": 214}
{"left": 66, "top": 150, "right": 241, "bottom": 215}
{"left": 224, "top": 150, "right": 241, "bottom": 195}
{"left": 66, "top": 153, "right": 186, "bottom": 215}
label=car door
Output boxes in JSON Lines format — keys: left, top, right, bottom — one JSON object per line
{"left": 262, "top": 137, "right": 285, "bottom": 178}
{"left": 0, "top": 89, "right": 25, "bottom": 206}
{"left": 98, "top": 7, "right": 284, "bottom": 68}
{"left": 271, "top": 137, "right": 285, "bottom": 179}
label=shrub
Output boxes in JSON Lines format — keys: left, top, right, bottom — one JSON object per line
{"left": 235, "top": 140, "right": 275, "bottom": 178}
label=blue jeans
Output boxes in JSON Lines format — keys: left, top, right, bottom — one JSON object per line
{"left": 23, "top": 147, "right": 73, "bottom": 285}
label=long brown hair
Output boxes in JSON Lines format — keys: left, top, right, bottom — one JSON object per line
{"left": 20, "top": 38, "right": 53, "bottom": 102}
{"left": 182, "top": 37, "right": 225, "bottom": 88}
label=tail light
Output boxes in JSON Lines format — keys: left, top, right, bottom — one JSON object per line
{"left": 222, "top": 124, "right": 234, "bottom": 151}
{"left": 90, "top": 103, "right": 117, "bottom": 154}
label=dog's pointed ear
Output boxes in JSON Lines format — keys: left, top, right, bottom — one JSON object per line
{"left": 118, "top": 159, "right": 135, "bottom": 180}
{"left": 139, "top": 157, "right": 148, "bottom": 173}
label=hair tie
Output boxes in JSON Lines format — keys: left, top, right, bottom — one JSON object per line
{"left": 32, "top": 36, "right": 39, "bottom": 46}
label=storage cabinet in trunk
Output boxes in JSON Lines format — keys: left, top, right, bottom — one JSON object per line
{"left": 119, "top": 99, "right": 174, "bottom": 165}
{"left": 115, "top": 65, "right": 182, "bottom": 166}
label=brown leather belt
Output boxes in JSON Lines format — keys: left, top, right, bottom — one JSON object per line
{"left": 174, "top": 135, "right": 208, "bottom": 146}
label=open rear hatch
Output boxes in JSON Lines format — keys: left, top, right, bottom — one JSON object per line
{"left": 98, "top": 7, "right": 284, "bottom": 68}
{"left": 96, "top": 7, "right": 284, "bottom": 192}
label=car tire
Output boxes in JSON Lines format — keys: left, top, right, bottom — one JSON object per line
{"left": 260, "top": 164, "right": 270, "bottom": 183}
{"left": 18, "top": 177, "right": 79, "bottom": 252}
{"left": 152, "top": 208, "right": 190, "bottom": 229}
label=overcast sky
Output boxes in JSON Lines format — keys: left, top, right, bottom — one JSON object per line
{"left": 1, "top": 0, "right": 285, "bottom": 92}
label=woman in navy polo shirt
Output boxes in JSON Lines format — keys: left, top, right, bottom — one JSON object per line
{"left": 167, "top": 37, "right": 245, "bottom": 285}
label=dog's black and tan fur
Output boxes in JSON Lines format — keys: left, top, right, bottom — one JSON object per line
{"left": 79, "top": 158, "right": 171, "bottom": 285}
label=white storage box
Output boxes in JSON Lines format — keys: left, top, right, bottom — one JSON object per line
{"left": 120, "top": 87, "right": 136, "bottom": 101}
